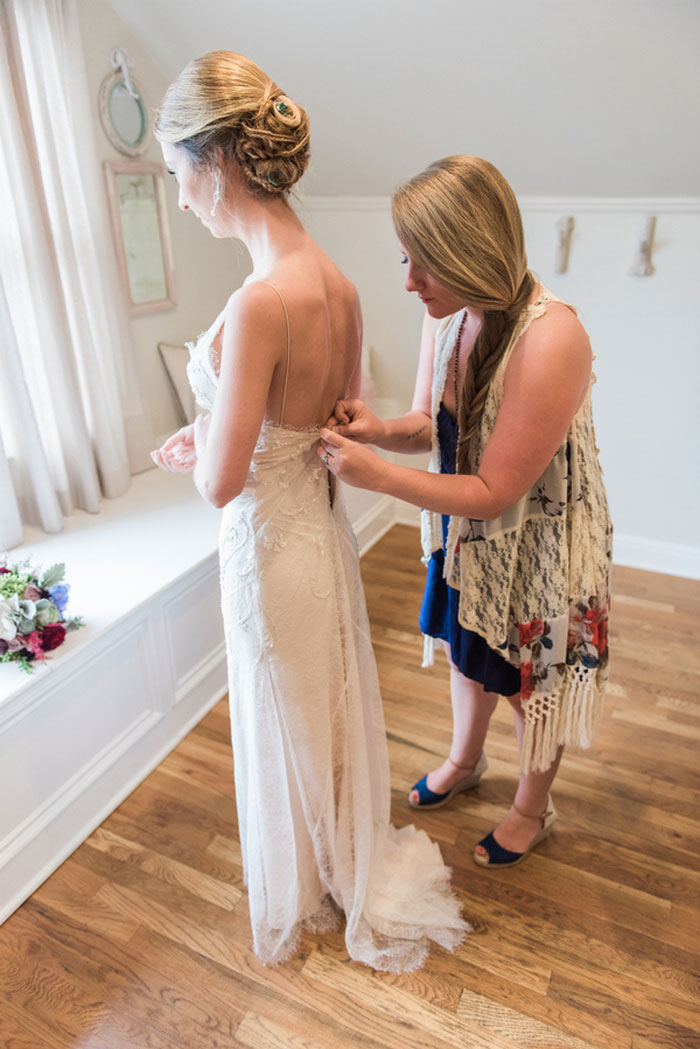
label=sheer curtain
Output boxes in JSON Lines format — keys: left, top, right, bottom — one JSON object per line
{"left": 0, "top": 0, "right": 154, "bottom": 550}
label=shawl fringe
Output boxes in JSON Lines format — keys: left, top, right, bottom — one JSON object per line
{"left": 520, "top": 665, "right": 606, "bottom": 774}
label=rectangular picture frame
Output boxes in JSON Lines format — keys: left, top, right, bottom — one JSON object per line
{"left": 104, "top": 160, "right": 176, "bottom": 315}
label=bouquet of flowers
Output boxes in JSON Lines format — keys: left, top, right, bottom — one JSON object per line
{"left": 0, "top": 557, "right": 83, "bottom": 672}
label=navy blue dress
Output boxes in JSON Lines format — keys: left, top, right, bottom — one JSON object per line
{"left": 418, "top": 404, "right": 521, "bottom": 696}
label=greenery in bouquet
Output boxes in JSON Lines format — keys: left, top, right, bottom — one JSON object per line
{"left": 0, "top": 558, "right": 83, "bottom": 672}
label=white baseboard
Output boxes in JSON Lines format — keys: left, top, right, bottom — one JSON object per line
{"left": 613, "top": 534, "right": 700, "bottom": 580}
{"left": 352, "top": 495, "right": 397, "bottom": 557}
{"left": 393, "top": 503, "right": 422, "bottom": 529}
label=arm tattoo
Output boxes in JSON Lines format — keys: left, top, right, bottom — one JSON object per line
{"left": 406, "top": 424, "right": 428, "bottom": 440}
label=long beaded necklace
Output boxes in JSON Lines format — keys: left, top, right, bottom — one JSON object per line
{"left": 452, "top": 309, "right": 468, "bottom": 414}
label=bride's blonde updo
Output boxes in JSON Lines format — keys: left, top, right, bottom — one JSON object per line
{"left": 392, "top": 156, "right": 534, "bottom": 474}
{"left": 155, "top": 50, "right": 310, "bottom": 196}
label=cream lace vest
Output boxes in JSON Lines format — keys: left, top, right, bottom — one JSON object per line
{"left": 421, "top": 290, "right": 613, "bottom": 773}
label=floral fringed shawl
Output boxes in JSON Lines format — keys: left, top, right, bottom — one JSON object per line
{"left": 421, "top": 291, "right": 613, "bottom": 774}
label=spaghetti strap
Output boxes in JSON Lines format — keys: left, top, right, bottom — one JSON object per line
{"left": 252, "top": 279, "right": 291, "bottom": 425}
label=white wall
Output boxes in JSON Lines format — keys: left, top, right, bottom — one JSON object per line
{"left": 303, "top": 197, "right": 700, "bottom": 578}
{"left": 76, "top": 0, "right": 251, "bottom": 443}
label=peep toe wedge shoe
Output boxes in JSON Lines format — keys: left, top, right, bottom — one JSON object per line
{"left": 408, "top": 752, "right": 488, "bottom": 810}
{"left": 473, "top": 795, "right": 557, "bottom": 868}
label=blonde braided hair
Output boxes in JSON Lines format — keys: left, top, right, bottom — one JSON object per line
{"left": 392, "top": 156, "right": 534, "bottom": 474}
{"left": 155, "top": 51, "right": 310, "bottom": 196}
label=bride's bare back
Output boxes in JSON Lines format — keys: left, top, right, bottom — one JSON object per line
{"left": 211, "top": 240, "right": 362, "bottom": 430}
{"left": 198, "top": 235, "right": 361, "bottom": 508}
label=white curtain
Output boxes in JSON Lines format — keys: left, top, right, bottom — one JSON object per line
{"left": 0, "top": 0, "right": 154, "bottom": 550}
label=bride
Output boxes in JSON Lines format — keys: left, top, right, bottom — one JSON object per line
{"left": 151, "top": 50, "right": 467, "bottom": 971}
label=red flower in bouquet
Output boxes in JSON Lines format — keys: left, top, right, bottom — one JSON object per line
{"left": 23, "top": 632, "right": 45, "bottom": 660}
{"left": 40, "top": 623, "right": 67, "bottom": 651}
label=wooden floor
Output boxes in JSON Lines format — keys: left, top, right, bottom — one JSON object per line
{"left": 2, "top": 524, "right": 699, "bottom": 1049}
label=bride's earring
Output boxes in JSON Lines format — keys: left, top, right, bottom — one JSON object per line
{"left": 210, "top": 173, "right": 222, "bottom": 217}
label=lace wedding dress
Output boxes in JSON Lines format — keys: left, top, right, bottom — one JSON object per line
{"left": 187, "top": 298, "right": 468, "bottom": 972}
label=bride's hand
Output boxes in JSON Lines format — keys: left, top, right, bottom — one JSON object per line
{"left": 318, "top": 428, "right": 389, "bottom": 491}
{"left": 150, "top": 423, "right": 196, "bottom": 473}
{"left": 325, "top": 399, "right": 385, "bottom": 444}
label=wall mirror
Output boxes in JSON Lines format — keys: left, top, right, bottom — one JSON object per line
{"left": 104, "top": 161, "right": 176, "bottom": 315}
{"left": 98, "top": 48, "right": 150, "bottom": 157}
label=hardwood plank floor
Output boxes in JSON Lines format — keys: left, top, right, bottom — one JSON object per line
{"left": 2, "top": 525, "right": 699, "bottom": 1049}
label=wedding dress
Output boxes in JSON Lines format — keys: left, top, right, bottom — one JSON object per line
{"left": 186, "top": 290, "right": 468, "bottom": 972}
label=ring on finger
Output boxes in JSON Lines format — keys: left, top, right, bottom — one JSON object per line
{"left": 322, "top": 450, "right": 331, "bottom": 465}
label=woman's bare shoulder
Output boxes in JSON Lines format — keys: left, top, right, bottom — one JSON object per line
{"left": 505, "top": 298, "right": 591, "bottom": 404}
{"left": 218, "top": 280, "right": 290, "bottom": 350}
{"left": 518, "top": 298, "right": 590, "bottom": 359}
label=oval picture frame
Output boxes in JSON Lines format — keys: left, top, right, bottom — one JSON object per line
{"left": 99, "top": 70, "right": 151, "bottom": 157}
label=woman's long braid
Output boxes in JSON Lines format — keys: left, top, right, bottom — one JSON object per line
{"left": 456, "top": 271, "right": 534, "bottom": 475}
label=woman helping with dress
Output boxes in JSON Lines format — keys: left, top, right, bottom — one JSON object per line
{"left": 150, "top": 52, "right": 468, "bottom": 970}
{"left": 320, "top": 155, "right": 612, "bottom": 868}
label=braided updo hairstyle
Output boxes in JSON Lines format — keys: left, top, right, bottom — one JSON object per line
{"left": 392, "top": 156, "right": 534, "bottom": 475}
{"left": 154, "top": 51, "right": 310, "bottom": 196}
